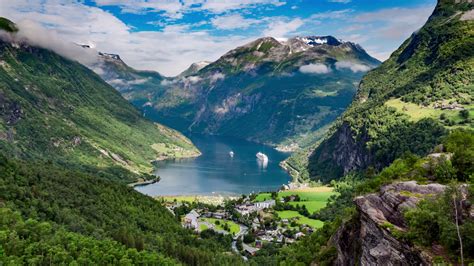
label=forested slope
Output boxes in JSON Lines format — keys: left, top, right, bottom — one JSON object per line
{"left": 287, "top": 0, "right": 474, "bottom": 182}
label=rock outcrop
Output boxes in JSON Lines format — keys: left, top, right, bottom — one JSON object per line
{"left": 332, "top": 181, "right": 446, "bottom": 265}
{"left": 307, "top": 122, "right": 373, "bottom": 181}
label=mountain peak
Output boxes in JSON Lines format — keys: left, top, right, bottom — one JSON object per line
{"left": 293, "top": 35, "right": 343, "bottom": 47}
{"left": 98, "top": 52, "right": 121, "bottom": 61}
{"left": 179, "top": 61, "right": 212, "bottom": 77}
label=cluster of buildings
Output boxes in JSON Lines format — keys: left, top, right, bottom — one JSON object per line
{"left": 235, "top": 199, "right": 276, "bottom": 215}
{"left": 178, "top": 197, "right": 315, "bottom": 258}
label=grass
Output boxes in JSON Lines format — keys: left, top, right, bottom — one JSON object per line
{"left": 160, "top": 196, "right": 198, "bottom": 203}
{"left": 254, "top": 193, "right": 272, "bottom": 202}
{"left": 288, "top": 201, "right": 328, "bottom": 214}
{"left": 199, "top": 218, "right": 240, "bottom": 235}
{"left": 385, "top": 98, "right": 474, "bottom": 127}
{"left": 199, "top": 223, "right": 208, "bottom": 231}
{"left": 254, "top": 187, "right": 337, "bottom": 214}
{"left": 276, "top": 211, "right": 324, "bottom": 228}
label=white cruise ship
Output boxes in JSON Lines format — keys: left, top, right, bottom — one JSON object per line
{"left": 256, "top": 152, "right": 268, "bottom": 162}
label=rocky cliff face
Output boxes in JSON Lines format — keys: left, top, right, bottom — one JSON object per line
{"left": 332, "top": 181, "right": 446, "bottom": 265}
{"left": 306, "top": 122, "right": 373, "bottom": 181}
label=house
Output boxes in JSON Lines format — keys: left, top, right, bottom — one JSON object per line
{"left": 255, "top": 200, "right": 275, "bottom": 210}
{"left": 236, "top": 204, "right": 257, "bottom": 215}
{"left": 243, "top": 244, "right": 259, "bottom": 256}
{"left": 295, "top": 232, "right": 306, "bottom": 239}
{"left": 211, "top": 211, "right": 226, "bottom": 219}
{"left": 183, "top": 210, "right": 199, "bottom": 230}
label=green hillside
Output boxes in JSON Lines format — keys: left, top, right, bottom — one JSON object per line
{"left": 288, "top": 0, "right": 474, "bottom": 182}
{"left": 0, "top": 35, "right": 199, "bottom": 182}
{"left": 0, "top": 156, "right": 242, "bottom": 265}
{"left": 0, "top": 18, "right": 240, "bottom": 265}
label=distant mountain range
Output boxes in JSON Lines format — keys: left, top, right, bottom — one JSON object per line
{"left": 93, "top": 35, "right": 380, "bottom": 150}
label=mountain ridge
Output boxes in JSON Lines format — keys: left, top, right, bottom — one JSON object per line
{"left": 285, "top": 0, "right": 474, "bottom": 182}
{"left": 0, "top": 21, "right": 200, "bottom": 182}
{"left": 96, "top": 34, "right": 380, "bottom": 150}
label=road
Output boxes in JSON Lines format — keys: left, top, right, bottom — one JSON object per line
{"left": 231, "top": 224, "right": 249, "bottom": 261}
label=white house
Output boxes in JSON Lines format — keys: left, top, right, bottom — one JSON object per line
{"left": 184, "top": 210, "right": 199, "bottom": 230}
{"left": 255, "top": 200, "right": 275, "bottom": 210}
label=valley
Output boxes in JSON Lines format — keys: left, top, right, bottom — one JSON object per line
{"left": 94, "top": 35, "right": 379, "bottom": 151}
{"left": 135, "top": 134, "right": 292, "bottom": 196}
{"left": 1, "top": 0, "right": 473, "bottom": 265}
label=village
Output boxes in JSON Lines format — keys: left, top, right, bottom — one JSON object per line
{"left": 160, "top": 186, "right": 335, "bottom": 258}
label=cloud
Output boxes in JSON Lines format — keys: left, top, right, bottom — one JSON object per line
{"left": 335, "top": 61, "right": 371, "bottom": 72}
{"left": 0, "top": 0, "right": 256, "bottom": 76}
{"left": 353, "top": 6, "right": 433, "bottom": 40}
{"left": 0, "top": 19, "right": 99, "bottom": 66}
{"left": 93, "top": 0, "right": 286, "bottom": 17}
{"left": 328, "top": 0, "right": 351, "bottom": 3}
{"left": 263, "top": 17, "right": 303, "bottom": 38}
{"left": 209, "top": 72, "right": 225, "bottom": 82}
{"left": 211, "top": 14, "right": 259, "bottom": 30}
{"left": 299, "top": 63, "right": 331, "bottom": 74}
{"left": 199, "top": 0, "right": 286, "bottom": 13}
{"left": 310, "top": 9, "right": 352, "bottom": 20}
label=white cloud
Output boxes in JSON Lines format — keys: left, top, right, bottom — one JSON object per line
{"left": 354, "top": 6, "right": 433, "bottom": 40}
{"left": 93, "top": 0, "right": 286, "bottom": 17}
{"left": 299, "top": 63, "right": 331, "bottom": 74}
{"left": 197, "top": 0, "right": 286, "bottom": 13}
{"left": 263, "top": 18, "right": 303, "bottom": 38}
{"left": 1, "top": 19, "right": 99, "bottom": 66}
{"left": 310, "top": 9, "right": 352, "bottom": 20}
{"left": 209, "top": 72, "right": 225, "bottom": 82}
{"left": 328, "top": 0, "right": 351, "bottom": 3}
{"left": 211, "top": 14, "right": 259, "bottom": 30}
{"left": 0, "top": 0, "right": 256, "bottom": 76}
{"left": 335, "top": 61, "right": 371, "bottom": 72}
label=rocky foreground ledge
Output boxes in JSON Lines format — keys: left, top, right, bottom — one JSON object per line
{"left": 331, "top": 181, "right": 447, "bottom": 265}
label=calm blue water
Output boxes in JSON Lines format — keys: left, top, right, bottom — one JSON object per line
{"left": 135, "top": 134, "right": 291, "bottom": 196}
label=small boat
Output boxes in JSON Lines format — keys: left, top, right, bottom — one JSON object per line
{"left": 229, "top": 151, "right": 234, "bottom": 157}
{"left": 256, "top": 152, "right": 268, "bottom": 162}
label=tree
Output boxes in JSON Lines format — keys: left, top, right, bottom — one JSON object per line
{"left": 460, "top": 109, "right": 469, "bottom": 120}
{"left": 243, "top": 233, "right": 255, "bottom": 244}
{"left": 444, "top": 130, "right": 474, "bottom": 181}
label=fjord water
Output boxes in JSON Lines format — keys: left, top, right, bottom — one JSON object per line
{"left": 136, "top": 134, "right": 291, "bottom": 196}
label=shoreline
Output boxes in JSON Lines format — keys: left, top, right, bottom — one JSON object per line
{"left": 152, "top": 150, "right": 202, "bottom": 162}
{"left": 156, "top": 194, "right": 239, "bottom": 205}
{"left": 127, "top": 177, "right": 160, "bottom": 188}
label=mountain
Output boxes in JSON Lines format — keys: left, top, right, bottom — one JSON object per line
{"left": 0, "top": 20, "right": 199, "bottom": 183}
{"left": 0, "top": 156, "right": 242, "bottom": 265}
{"left": 0, "top": 18, "right": 241, "bottom": 265}
{"left": 286, "top": 0, "right": 474, "bottom": 182}
{"left": 99, "top": 36, "right": 380, "bottom": 150}
{"left": 179, "top": 61, "right": 211, "bottom": 77}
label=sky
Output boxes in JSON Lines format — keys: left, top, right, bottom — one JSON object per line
{"left": 0, "top": 0, "right": 437, "bottom": 76}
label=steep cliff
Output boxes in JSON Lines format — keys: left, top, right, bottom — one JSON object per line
{"left": 332, "top": 181, "right": 446, "bottom": 265}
